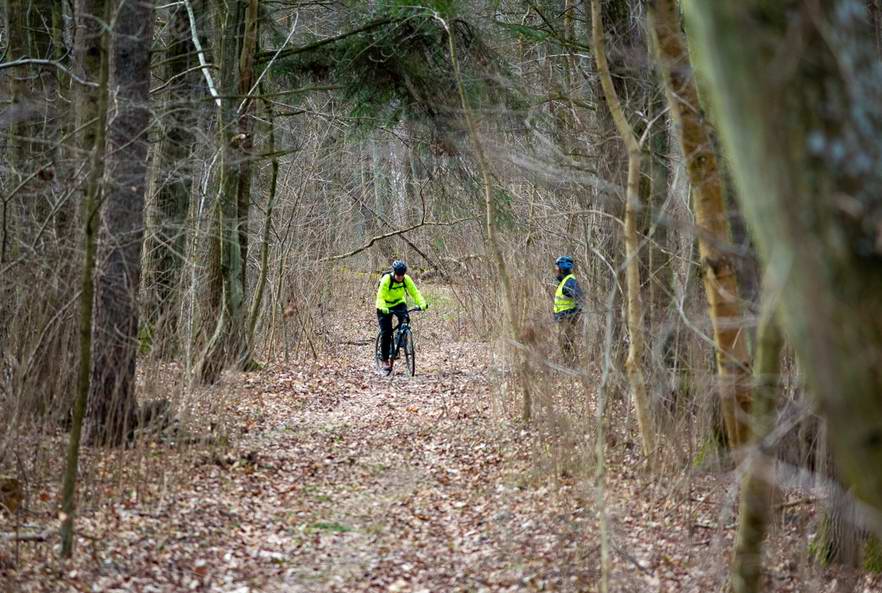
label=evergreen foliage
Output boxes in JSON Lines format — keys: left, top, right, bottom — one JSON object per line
{"left": 271, "top": 1, "right": 525, "bottom": 145}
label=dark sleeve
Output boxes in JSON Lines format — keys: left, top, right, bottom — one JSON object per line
{"left": 563, "top": 278, "right": 584, "bottom": 305}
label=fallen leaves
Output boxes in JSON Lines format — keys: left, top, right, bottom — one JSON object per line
{"left": 3, "top": 310, "right": 882, "bottom": 592}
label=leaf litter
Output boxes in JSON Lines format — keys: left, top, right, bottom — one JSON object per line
{"left": 3, "top": 310, "right": 881, "bottom": 593}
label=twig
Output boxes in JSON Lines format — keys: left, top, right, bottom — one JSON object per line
{"left": 776, "top": 497, "right": 816, "bottom": 510}
{"left": 0, "top": 58, "right": 97, "bottom": 87}
{"left": 1, "top": 530, "right": 52, "bottom": 542}
{"left": 150, "top": 63, "right": 216, "bottom": 95}
{"left": 256, "top": 18, "right": 392, "bottom": 63}
{"left": 238, "top": 12, "right": 299, "bottom": 114}
{"left": 611, "top": 540, "right": 655, "bottom": 576}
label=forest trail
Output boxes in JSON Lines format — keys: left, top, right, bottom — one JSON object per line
{"left": 9, "top": 312, "right": 841, "bottom": 593}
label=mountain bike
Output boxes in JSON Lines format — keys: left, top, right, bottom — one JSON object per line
{"left": 375, "top": 307, "right": 420, "bottom": 376}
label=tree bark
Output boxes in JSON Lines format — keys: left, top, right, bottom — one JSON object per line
{"left": 731, "top": 298, "right": 782, "bottom": 593}
{"left": 142, "top": 2, "right": 204, "bottom": 356}
{"left": 85, "top": 0, "right": 154, "bottom": 445}
{"left": 60, "top": 0, "right": 110, "bottom": 557}
{"left": 649, "top": 0, "right": 753, "bottom": 449}
{"left": 811, "top": 422, "right": 862, "bottom": 569}
{"left": 589, "top": 0, "right": 655, "bottom": 464}
{"left": 245, "top": 91, "right": 278, "bottom": 363}
{"left": 687, "top": 1, "right": 882, "bottom": 512}
{"left": 198, "top": 0, "right": 247, "bottom": 383}
{"left": 236, "top": 0, "right": 259, "bottom": 296}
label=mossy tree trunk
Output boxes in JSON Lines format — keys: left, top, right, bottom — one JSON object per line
{"left": 730, "top": 297, "right": 782, "bottom": 593}
{"left": 649, "top": 0, "right": 753, "bottom": 449}
{"left": 687, "top": 1, "right": 882, "bottom": 513}
{"left": 198, "top": 0, "right": 250, "bottom": 382}
{"left": 811, "top": 422, "right": 862, "bottom": 569}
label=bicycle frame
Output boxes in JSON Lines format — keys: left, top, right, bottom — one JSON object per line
{"left": 376, "top": 307, "right": 421, "bottom": 369}
{"left": 388, "top": 307, "right": 419, "bottom": 359}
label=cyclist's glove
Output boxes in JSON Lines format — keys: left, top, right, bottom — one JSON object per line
{"left": 421, "top": 303, "right": 429, "bottom": 311}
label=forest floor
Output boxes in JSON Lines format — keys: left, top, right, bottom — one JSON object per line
{"left": 3, "top": 308, "right": 881, "bottom": 593}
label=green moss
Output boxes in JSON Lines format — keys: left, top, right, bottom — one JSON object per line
{"left": 138, "top": 322, "right": 154, "bottom": 354}
{"left": 864, "top": 534, "right": 882, "bottom": 573}
{"left": 809, "top": 515, "right": 834, "bottom": 567}
{"left": 307, "top": 521, "right": 354, "bottom": 533}
{"left": 691, "top": 434, "right": 723, "bottom": 470}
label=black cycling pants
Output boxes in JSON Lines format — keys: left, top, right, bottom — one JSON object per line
{"left": 377, "top": 303, "right": 409, "bottom": 361}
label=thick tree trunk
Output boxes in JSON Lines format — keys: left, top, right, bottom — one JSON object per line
{"left": 85, "top": 0, "right": 154, "bottom": 445}
{"left": 811, "top": 422, "right": 862, "bottom": 568}
{"left": 731, "top": 299, "right": 782, "bottom": 593}
{"left": 649, "top": 0, "right": 752, "bottom": 449}
{"left": 589, "top": 0, "right": 655, "bottom": 463}
{"left": 687, "top": 1, "right": 882, "bottom": 512}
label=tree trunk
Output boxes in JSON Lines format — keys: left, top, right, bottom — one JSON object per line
{"left": 687, "top": 1, "right": 882, "bottom": 512}
{"left": 731, "top": 298, "right": 783, "bottom": 593}
{"left": 445, "top": 18, "right": 531, "bottom": 421}
{"left": 811, "top": 421, "right": 862, "bottom": 568}
{"left": 649, "top": 0, "right": 753, "bottom": 449}
{"left": 868, "top": 0, "right": 882, "bottom": 54}
{"left": 85, "top": 0, "right": 154, "bottom": 445}
{"left": 142, "top": 2, "right": 203, "bottom": 356}
{"left": 60, "top": 0, "right": 110, "bottom": 556}
{"left": 236, "top": 0, "right": 259, "bottom": 297}
{"left": 589, "top": 0, "right": 655, "bottom": 464}
{"left": 245, "top": 92, "right": 278, "bottom": 362}
{"left": 198, "top": 0, "right": 248, "bottom": 383}
{"left": 5, "top": 0, "right": 31, "bottom": 168}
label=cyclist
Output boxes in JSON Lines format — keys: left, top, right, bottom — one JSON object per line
{"left": 553, "top": 255, "right": 583, "bottom": 363}
{"left": 376, "top": 260, "right": 427, "bottom": 374}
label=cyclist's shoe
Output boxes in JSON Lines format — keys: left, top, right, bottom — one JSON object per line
{"left": 382, "top": 361, "right": 392, "bottom": 375}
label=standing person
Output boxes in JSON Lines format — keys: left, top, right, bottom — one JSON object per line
{"left": 553, "top": 256, "right": 583, "bottom": 364}
{"left": 376, "top": 260, "right": 427, "bottom": 374}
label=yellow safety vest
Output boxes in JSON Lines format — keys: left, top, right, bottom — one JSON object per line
{"left": 375, "top": 273, "right": 426, "bottom": 310}
{"left": 554, "top": 274, "right": 577, "bottom": 314}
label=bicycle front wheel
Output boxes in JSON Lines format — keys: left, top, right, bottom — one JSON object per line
{"left": 403, "top": 329, "right": 416, "bottom": 376}
{"left": 374, "top": 332, "right": 384, "bottom": 371}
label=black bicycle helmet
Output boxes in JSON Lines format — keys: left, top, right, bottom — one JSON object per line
{"left": 391, "top": 260, "right": 408, "bottom": 275}
{"left": 555, "top": 255, "right": 574, "bottom": 272}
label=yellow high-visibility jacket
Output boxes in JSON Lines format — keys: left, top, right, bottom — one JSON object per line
{"left": 554, "top": 273, "right": 580, "bottom": 315}
{"left": 375, "top": 273, "right": 426, "bottom": 311}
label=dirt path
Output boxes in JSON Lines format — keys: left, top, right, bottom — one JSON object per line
{"left": 7, "top": 315, "right": 879, "bottom": 592}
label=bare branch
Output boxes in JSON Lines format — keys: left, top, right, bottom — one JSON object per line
{"left": 0, "top": 59, "right": 97, "bottom": 87}
{"left": 322, "top": 218, "right": 475, "bottom": 262}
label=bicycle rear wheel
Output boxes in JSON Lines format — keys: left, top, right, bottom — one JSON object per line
{"left": 402, "top": 329, "right": 415, "bottom": 376}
